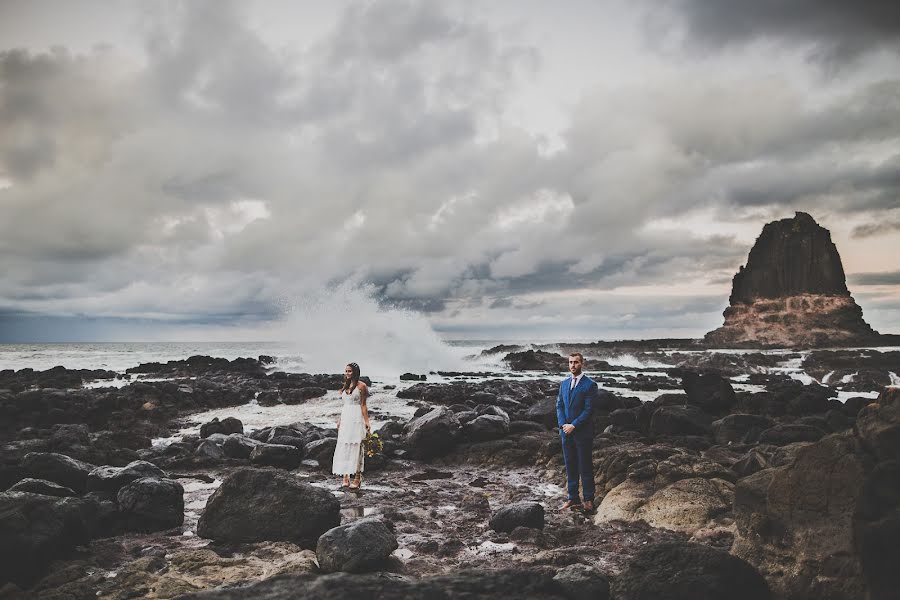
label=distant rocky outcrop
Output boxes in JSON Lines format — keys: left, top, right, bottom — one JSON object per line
{"left": 705, "top": 212, "right": 880, "bottom": 348}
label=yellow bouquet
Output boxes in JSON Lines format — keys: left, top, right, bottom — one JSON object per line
{"left": 363, "top": 431, "right": 383, "bottom": 458}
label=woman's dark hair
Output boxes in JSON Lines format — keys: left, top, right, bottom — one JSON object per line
{"left": 342, "top": 362, "right": 360, "bottom": 393}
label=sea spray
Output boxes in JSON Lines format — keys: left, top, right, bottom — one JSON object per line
{"left": 278, "top": 282, "right": 468, "bottom": 376}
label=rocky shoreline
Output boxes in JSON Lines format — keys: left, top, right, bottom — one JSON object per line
{"left": 1, "top": 348, "right": 899, "bottom": 599}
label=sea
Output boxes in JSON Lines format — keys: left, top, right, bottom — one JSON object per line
{"left": 1, "top": 340, "right": 890, "bottom": 443}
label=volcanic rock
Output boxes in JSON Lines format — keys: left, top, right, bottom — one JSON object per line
{"left": 732, "top": 387, "right": 900, "bottom": 598}
{"left": 681, "top": 372, "right": 736, "bottom": 414}
{"left": 0, "top": 491, "right": 101, "bottom": 585}
{"left": 116, "top": 477, "right": 185, "bottom": 532}
{"left": 21, "top": 452, "right": 95, "bottom": 493}
{"left": 199, "top": 417, "right": 243, "bottom": 438}
{"left": 222, "top": 433, "right": 262, "bottom": 459}
{"left": 315, "top": 518, "right": 398, "bottom": 573}
{"left": 611, "top": 542, "right": 771, "bottom": 600}
{"left": 489, "top": 502, "right": 545, "bottom": 532}
{"left": 649, "top": 405, "right": 713, "bottom": 437}
{"left": 86, "top": 460, "right": 167, "bottom": 494}
{"left": 705, "top": 212, "right": 879, "bottom": 348}
{"left": 552, "top": 564, "right": 610, "bottom": 600}
{"left": 594, "top": 450, "right": 735, "bottom": 534}
{"left": 7, "top": 478, "right": 77, "bottom": 497}
{"left": 712, "top": 414, "right": 775, "bottom": 445}
{"left": 172, "top": 569, "right": 566, "bottom": 599}
{"left": 757, "top": 423, "right": 826, "bottom": 446}
{"left": 503, "top": 349, "right": 567, "bottom": 372}
{"left": 404, "top": 407, "right": 461, "bottom": 459}
{"left": 463, "top": 414, "right": 510, "bottom": 442}
{"left": 250, "top": 443, "right": 303, "bottom": 469}
{"left": 197, "top": 468, "right": 340, "bottom": 546}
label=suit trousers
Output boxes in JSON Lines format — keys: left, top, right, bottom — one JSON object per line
{"left": 561, "top": 432, "right": 595, "bottom": 502}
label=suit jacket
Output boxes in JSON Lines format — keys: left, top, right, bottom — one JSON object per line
{"left": 556, "top": 374, "right": 597, "bottom": 439}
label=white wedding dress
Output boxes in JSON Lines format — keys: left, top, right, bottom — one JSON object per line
{"left": 332, "top": 387, "right": 366, "bottom": 475}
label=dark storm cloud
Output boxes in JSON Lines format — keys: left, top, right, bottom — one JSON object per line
{"left": 849, "top": 271, "right": 900, "bottom": 286}
{"left": 853, "top": 218, "right": 900, "bottom": 238}
{"left": 1, "top": 0, "right": 899, "bottom": 339}
{"left": 489, "top": 297, "right": 513, "bottom": 309}
{"left": 663, "top": 0, "right": 900, "bottom": 64}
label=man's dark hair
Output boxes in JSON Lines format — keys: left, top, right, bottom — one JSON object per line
{"left": 569, "top": 352, "right": 584, "bottom": 362}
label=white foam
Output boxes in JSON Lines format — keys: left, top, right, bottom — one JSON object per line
{"left": 600, "top": 353, "right": 670, "bottom": 369}
{"left": 277, "top": 282, "right": 470, "bottom": 375}
{"left": 831, "top": 390, "right": 880, "bottom": 402}
{"left": 476, "top": 541, "right": 517, "bottom": 555}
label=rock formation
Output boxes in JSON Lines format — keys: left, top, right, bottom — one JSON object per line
{"left": 705, "top": 212, "right": 878, "bottom": 347}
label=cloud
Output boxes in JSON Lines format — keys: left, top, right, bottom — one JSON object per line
{"left": 853, "top": 216, "right": 900, "bottom": 238}
{"left": 657, "top": 0, "right": 900, "bottom": 65}
{"left": 849, "top": 271, "right": 900, "bottom": 286}
{"left": 1, "top": 0, "right": 899, "bottom": 340}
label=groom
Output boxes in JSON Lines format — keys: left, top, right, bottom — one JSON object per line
{"left": 556, "top": 352, "right": 597, "bottom": 512}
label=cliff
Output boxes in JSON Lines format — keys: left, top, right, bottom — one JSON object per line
{"left": 705, "top": 212, "right": 879, "bottom": 348}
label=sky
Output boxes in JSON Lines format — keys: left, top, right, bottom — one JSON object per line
{"left": 1, "top": 0, "right": 899, "bottom": 343}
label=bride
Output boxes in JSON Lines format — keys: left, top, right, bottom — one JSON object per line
{"left": 332, "top": 362, "right": 371, "bottom": 489}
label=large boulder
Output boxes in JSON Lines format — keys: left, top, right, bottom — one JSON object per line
{"left": 682, "top": 372, "right": 736, "bottom": 414}
{"left": 116, "top": 477, "right": 184, "bottom": 532}
{"left": 712, "top": 414, "right": 775, "bottom": 445}
{"left": 611, "top": 542, "right": 770, "bottom": 600}
{"left": 596, "top": 476, "right": 733, "bottom": 534}
{"left": 7, "top": 478, "right": 76, "bottom": 497}
{"left": 489, "top": 502, "right": 544, "bottom": 533}
{"left": 553, "top": 564, "right": 610, "bottom": 600}
{"left": 504, "top": 349, "right": 567, "bottom": 372}
{"left": 757, "top": 423, "right": 826, "bottom": 446}
{"left": 851, "top": 387, "right": 900, "bottom": 599}
{"left": 222, "top": 434, "right": 262, "bottom": 459}
{"left": 733, "top": 388, "right": 900, "bottom": 600}
{"left": 0, "top": 491, "right": 100, "bottom": 585}
{"left": 315, "top": 518, "right": 398, "bottom": 573}
{"left": 303, "top": 438, "right": 337, "bottom": 471}
{"left": 855, "top": 386, "right": 900, "bottom": 461}
{"left": 86, "top": 460, "right": 167, "bottom": 494}
{"left": 282, "top": 387, "right": 327, "bottom": 404}
{"left": 463, "top": 414, "right": 510, "bottom": 442}
{"left": 733, "top": 432, "right": 873, "bottom": 598}
{"left": 523, "top": 397, "right": 558, "bottom": 428}
{"left": 404, "top": 407, "right": 461, "bottom": 459}
{"left": 21, "top": 452, "right": 95, "bottom": 493}
{"left": 594, "top": 452, "right": 734, "bottom": 535}
{"left": 250, "top": 443, "right": 303, "bottom": 469}
{"left": 195, "top": 439, "right": 226, "bottom": 459}
{"left": 197, "top": 468, "right": 340, "bottom": 547}
{"left": 650, "top": 405, "right": 713, "bottom": 437}
{"left": 199, "top": 417, "right": 243, "bottom": 438}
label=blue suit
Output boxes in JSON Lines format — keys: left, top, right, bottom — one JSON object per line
{"left": 556, "top": 374, "right": 597, "bottom": 503}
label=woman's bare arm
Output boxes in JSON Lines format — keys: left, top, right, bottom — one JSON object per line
{"left": 359, "top": 382, "right": 370, "bottom": 431}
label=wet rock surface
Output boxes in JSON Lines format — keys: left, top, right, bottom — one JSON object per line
{"left": 489, "top": 501, "right": 545, "bottom": 533}
{"left": 3, "top": 354, "right": 900, "bottom": 598}
{"left": 315, "top": 518, "right": 399, "bottom": 573}
{"left": 197, "top": 468, "right": 340, "bottom": 546}
{"left": 611, "top": 541, "right": 771, "bottom": 600}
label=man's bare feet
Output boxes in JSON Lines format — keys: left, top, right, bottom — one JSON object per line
{"left": 349, "top": 476, "right": 361, "bottom": 490}
{"left": 559, "top": 499, "right": 582, "bottom": 511}
{"left": 341, "top": 476, "right": 350, "bottom": 487}
{"left": 582, "top": 500, "right": 595, "bottom": 513}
